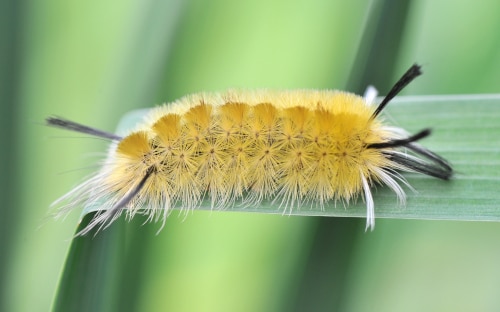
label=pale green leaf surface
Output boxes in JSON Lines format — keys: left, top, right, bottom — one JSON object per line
{"left": 84, "top": 94, "right": 500, "bottom": 222}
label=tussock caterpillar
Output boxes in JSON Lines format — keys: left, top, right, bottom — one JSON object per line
{"left": 48, "top": 64, "right": 452, "bottom": 235}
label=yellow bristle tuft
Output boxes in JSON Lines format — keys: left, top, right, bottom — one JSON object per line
{"left": 152, "top": 114, "right": 181, "bottom": 145}
{"left": 250, "top": 103, "right": 278, "bottom": 140}
{"left": 116, "top": 131, "right": 151, "bottom": 160}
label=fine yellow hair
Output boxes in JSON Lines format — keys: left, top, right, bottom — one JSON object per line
{"left": 48, "top": 65, "right": 452, "bottom": 235}
{"left": 113, "top": 90, "right": 386, "bottom": 210}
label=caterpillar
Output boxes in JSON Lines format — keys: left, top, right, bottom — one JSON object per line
{"left": 48, "top": 64, "right": 452, "bottom": 235}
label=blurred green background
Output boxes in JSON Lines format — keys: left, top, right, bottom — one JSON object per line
{"left": 2, "top": 0, "right": 500, "bottom": 311}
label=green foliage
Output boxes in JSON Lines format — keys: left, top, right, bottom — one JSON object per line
{"left": 2, "top": 1, "right": 500, "bottom": 312}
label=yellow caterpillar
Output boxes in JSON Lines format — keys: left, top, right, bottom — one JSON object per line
{"left": 48, "top": 64, "right": 452, "bottom": 235}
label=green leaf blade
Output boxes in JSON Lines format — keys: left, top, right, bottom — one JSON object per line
{"left": 97, "top": 94, "right": 500, "bottom": 223}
